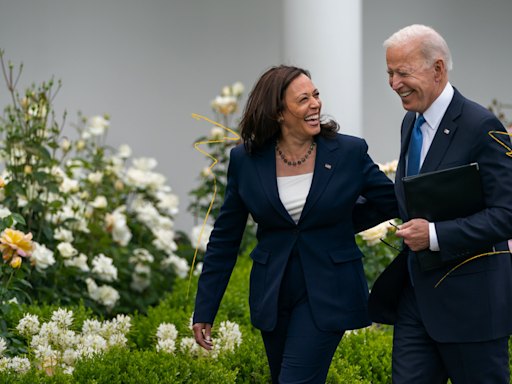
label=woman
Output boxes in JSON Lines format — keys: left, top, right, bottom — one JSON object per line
{"left": 193, "top": 65, "right": 398, "bottom": 383}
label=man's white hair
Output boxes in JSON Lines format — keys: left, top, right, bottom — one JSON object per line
{"left": 383, "top": 24, "right": 453, "bottom": 71}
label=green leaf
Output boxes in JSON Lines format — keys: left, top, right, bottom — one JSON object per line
{"left": 16, "top": 269, "right": 24, "bottom": 280}
{"left": 49, "top": 200, "right": 63, "bottom": 208}
{"left": 42, "top": 225, "right": 53, "bottom": 241}
{"left": 19, "top": 279, "right": 32, "bottom": 288}
{"left": 10, "top": 213, "right": 26, "bottom": 226}
{"left": 0, "top": 304, "right": 11, "bottom": 315}
{"left": 2, "top": 216, "right": 13, "bottom": 228}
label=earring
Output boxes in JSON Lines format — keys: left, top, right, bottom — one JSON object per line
{"left": 279, "top": 119, "right": 283, "bottom": 123}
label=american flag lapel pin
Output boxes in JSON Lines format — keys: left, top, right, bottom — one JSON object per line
{"left": 444, "top": 129, "right": 450, "bottom": 134}
{"left": 325, "top": 163, "right": 332, "bottom": 169}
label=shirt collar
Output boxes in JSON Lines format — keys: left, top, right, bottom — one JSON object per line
{"left": 417, "top": 82, "right": 454, "bottom": 131}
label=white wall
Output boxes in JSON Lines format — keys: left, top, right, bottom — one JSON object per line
{"left": 0, "top": 0, "right": 282, "bottom": 233}
{"left": 362, "top": 0, "right": 512, "bottom": 164}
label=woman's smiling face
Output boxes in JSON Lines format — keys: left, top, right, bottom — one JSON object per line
{"left": 280, "top": 74, "right": 322, "bottom": 140}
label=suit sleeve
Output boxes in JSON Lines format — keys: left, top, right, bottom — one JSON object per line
{"left": 436, "top": 116, "right": 512, "bottom": 261}
{"left": 193, "top": 151, "right": 249, "bottom": 325}
{"left": 352, "top": 139, "right": 400, "bottom": 233}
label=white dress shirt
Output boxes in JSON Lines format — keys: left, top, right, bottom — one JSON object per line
{"left": 277, "top": 173, "right": 314, "bottom": 224}
{"left": 406, "top": 82, "right": 454, "bottom": 251}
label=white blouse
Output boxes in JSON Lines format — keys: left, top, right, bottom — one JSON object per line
{"left": 277, "top": 173, "right": 314, "bottom": 224}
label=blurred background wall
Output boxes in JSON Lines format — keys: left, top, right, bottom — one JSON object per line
{"left": 0, "top": 0, "right": 511, "bottom": 233}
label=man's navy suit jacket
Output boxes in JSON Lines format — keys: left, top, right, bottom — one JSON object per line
{"left": 193, "top": 134, "right": 398, "bottom": 332}
{"left": 370, "top": 88, "right": 512, "bottom": 343}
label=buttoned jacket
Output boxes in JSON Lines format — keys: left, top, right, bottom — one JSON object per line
{"left": 194, "top": 133, "right": 398, "bottom": 332}
{"left": 370, "top": 88, "right": 512, "bottom": 342}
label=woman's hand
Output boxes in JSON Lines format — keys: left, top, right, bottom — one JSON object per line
{"left": 193, "top": 322, "right": 214, "bottom": 350}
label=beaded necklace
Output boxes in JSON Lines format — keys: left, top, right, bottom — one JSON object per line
{"left": 276, "top": 140, "right": 316, "bottom": 166}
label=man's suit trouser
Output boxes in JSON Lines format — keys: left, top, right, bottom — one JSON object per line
{"left": 392, "top": 276, "right": 510, "bottom": 384}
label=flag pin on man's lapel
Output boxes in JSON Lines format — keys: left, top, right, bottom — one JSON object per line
{"left": 444, "top": 129, "right": 450, "bottom": 134}
{"left": 325, "top": 164, "right": 332, "bottom": 169}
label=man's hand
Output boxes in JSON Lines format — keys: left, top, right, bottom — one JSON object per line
{"left": 193, "top": 322, "right": 213, "bottom": 350}
{"left": 395, "top": 218, "right": 430, "bottom": 251}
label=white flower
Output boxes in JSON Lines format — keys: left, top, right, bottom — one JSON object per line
{"left": 193, "top": 262, "right": 203, "bottom": 276}
{"left": 209, "top": 126, "right": 225, "bottom": 140}
{"left": 217, "top": 320, "right": 242, "bottom": 352}
{"left": 0, "top": 357, "right": 10, "bottom": 372}
{"left": 8, "top": 356, "right": 31, "bottom": 374}
{"left": 130, "top": 263, "right": 151, "bottom": 292}
{"left": 358, "top": 222, "right": 389, "bottom": 246}
{"left": 130, "top": 248, "right": 154, "bottom": 263}
{"left": 118, "top": 144, "right": 132, "bottom": 158}
{"left": 51, "top": 308, "right": 74, "bottom": 329}
{"left": 94, "top": 285, "right": 120, "bottom": 308}
{"left": 62, "top": 349, "right": 78, "bottom": 365}
{"left": 82, "top": 319, "right": 102, "bottom": 336}
{"left": 16, "top": 314, "right": 41, "bottom": 336}
{"left": 87, "top": 171, "right": 104, "bottom": 184}
{"left": 114, "top": 314, "right": 132, "bottom": 333}
{"left": 59, "top": 177, "right": 80, "bottom": 193}
{"left": 54, "top": 227, "right": 74, "bottom": 243}
{"left": 155, "top": 192, "right": 179, "bottom": 216}
{"left": 57, "top": 330, "right": 79, "bottom": 349}
{"left": 211, "top": 95, "right": 238, "bottom": 115}
{"left": 81, "top": 130, "right": 92, "bottom": 140}
{"left": 156, "top": 339, "right": 176, "bottom": 354}
{"left": 180, "top": 337, "right": 197, "bottom": 354}
{"left": 61, "top": 138, "right": 71, "bottom": 151}
{"left": 190, "top": 224, "right": 213, "bottom": 252}
{"left": 106, "top": 156, "right": 124, "bottom": 176}
{"left": 221, "top": 86, "right": 231, "bottom": 97}
{"left": 31, "top": 242, "right": 56, "bottom": 272}
{"left": 152, "top": 228, "right": 178, "bottom": 254}
{"left": 30, "top": 335, "right": 49, "bottom": 349}
{"left": 85, "top": 278, "right": 119, "bottom": 309}
{"left": 161, "top": 254, "right": 189, "bottom": 279}
{"left": 57, "top": 242, "right": 79, "bottom": 258}
{"left": 0, "top": 205, "right": 12, "bottom": 220}
{"left": 201, "top": 166, "right": 212, "bottom": 178}
{"left": 92, "top": 254, "right": 118, "bottom": 282}
{"left": 90, "top": 195, "right": 108, "bottom": 209}
{"left": 63, "top": 365, "right": 75, "bottom": 375}
{"left": 232, "top": 81, "right": 245, "bottom": 96}
{"left": 104, "top": 206, "right": 132, "bottom": 246}
{"left": 108, "top": 334, "right": 128, "bottom": 347}
{"left": 0, "top": 338, "right": 6, "bottom": 357}
{"left": 156, "top": 323, "right": 178, "bottom": 341}
{"left": 85, "top": 278, "right": 99, "bottom": 297}
{"left": 64, "top": 253, "right": 90, "bottom": 272}
{"left": 76, "top": 139, "right": 86, "bottom": 151}
{"left": 87, "top": 115, "right": 110, "bottom": 136}
{"left": 133, "top": 157, "right": 158, "bottom": 171}
{"left": 34, "top": 344, "right": 57, "bottom": 361}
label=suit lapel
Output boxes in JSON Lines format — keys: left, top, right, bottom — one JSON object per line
{"left": 254, "top": 141, "right": 296, "bottom": 225}
{"left": 299, "top": 137, "right": 339, "bottom": 222}
{"left": 420, "top": 89, "right": 463, "bottom": 173}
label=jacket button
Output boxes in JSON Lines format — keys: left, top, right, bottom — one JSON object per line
{"left": 294, "top": 229, "right": 299, "bottom": 235}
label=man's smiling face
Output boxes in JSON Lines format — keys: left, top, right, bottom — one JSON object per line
{"left": 386, "top": 39, "right": 440, "bottom": 114}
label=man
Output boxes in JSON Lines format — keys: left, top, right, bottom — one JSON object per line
{"left": 369, "top": 24, "right": 512, "bottom": 383}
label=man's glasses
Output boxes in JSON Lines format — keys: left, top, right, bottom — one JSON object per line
{"left": 379, "top": 221, "right": 403, "bottom": 252}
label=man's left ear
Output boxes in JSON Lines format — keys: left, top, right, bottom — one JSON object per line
{"left": 433, "top": 59, "right": 446, "bottom": 81}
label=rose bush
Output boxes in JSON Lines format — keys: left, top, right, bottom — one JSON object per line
{"left": 0, "top": 51, "right": 190, "bottom": 317}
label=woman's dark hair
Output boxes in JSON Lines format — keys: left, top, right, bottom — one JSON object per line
{"left": 239, "top": 65, "right": 339, "bottom": 155}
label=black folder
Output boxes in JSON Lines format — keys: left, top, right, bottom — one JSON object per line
{"left": 402, "top": 163, "right": 492, "bottom": 271}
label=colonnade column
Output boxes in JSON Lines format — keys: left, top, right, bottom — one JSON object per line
{"left": 282, "top": 0, "right": 363, "bottom": 137}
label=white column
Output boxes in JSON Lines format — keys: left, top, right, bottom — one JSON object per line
{"left": 282, "top": 0, "right": 363, "bottom": 137}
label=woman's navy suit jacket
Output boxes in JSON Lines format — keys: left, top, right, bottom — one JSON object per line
{"left": 193, "top": 134, "right": 398, "bottom": 332}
